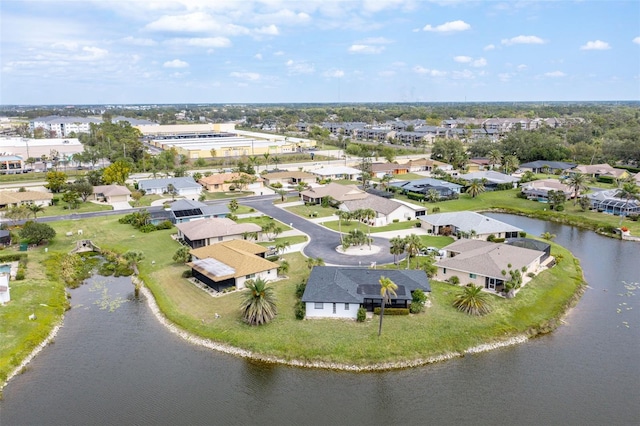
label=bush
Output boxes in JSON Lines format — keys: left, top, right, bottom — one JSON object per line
{"left": 597, "top": 176, "right": 615, "bottom": 184}
{"left": 295, "top": 280, "right": 307, "bottom": 299}
{"left": 487, "top": 234, "right": 496, "bottom": 242}
{"left": 412, "top": 289, "right": 427, "bottom": 304}
{"left": 181, "top": 269, "right": 193, "bottom": 278}
{"left": 139, "top": 224, "right": 157, "bottom": 233}
{"left": 155, "top": 220, "right": 173, "bottom": 230}
{"left": 294, "top": 301, "right": 306, "bottom": 320}
{"left": 492, "top": 238, "right": 506, "bottom": 243}
{"left": 392, "top": 218, "right": 399, "bottom": 223}
{"left": 356, "top": 307, "right": 367, "bottom": 322}
{"left": 519, "top": 231, "right": 527, "bottom": 237}
{"left": 15, "top": 268, "right": 25, "bottom": 280}
{"left": 448, "top": 275, "right": 460, "bottom": 285}
{"left": 410, "top": 301, "right": 424, "bottom": 314}
{"left": 266, "top": 255, "right": 280, "bottom": 262}
{"left": 555, "top": 205, "right": 565, "bottom": 212}
{"left": 373, "top": 307, "right": 410, "bottom": 316}
{"left": 222, "top": 286, "right": 236, "bottom": 293}
{"left": 431, "top": 207, "right": 440, "bottom": 213}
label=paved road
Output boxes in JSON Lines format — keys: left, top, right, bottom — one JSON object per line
{"left": 242, "top": 197, "right": 400, "bottom": 267}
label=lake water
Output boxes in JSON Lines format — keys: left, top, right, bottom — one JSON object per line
{"left": 2, "top": 214, "right": 639, "bottom": 425}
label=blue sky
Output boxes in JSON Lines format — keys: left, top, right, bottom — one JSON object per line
{"left": 1, "top": 0, "right": 639, "bottom": 105}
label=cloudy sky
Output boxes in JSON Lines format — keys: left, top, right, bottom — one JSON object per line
{"left": 1, "top": 0, "right": 639, "bottom": 105}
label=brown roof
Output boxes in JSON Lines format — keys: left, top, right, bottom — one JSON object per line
{"left": 300, "top": 182, "right": 367, "bottom": 202}
{"left": 524, "top": 178, "right": 571, "bottom": 192}
{"left": 573, "top": 164, "right": 627, "bottom": 178}
{"left": 370, "top": 163, "right": 408, "bottom": 173}
{"left": 93, "top": 185, "right": 131, "bottom": 196}
{"left": 0, "top": 191, "right": 53, "bottom": 204}
{"left": 189, "top": 240, "right": 276, "bottom": 279}
{"left": 175, "top": 218, "right": 261, "bottom": 240}
{"left": 198, "top": 172, "right": 262, "bottom": 186}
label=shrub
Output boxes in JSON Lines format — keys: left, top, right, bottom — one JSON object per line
{"left": 266, "top": 255, "right": 280, "bottom": 262}
{"left": 412, "top": 288, "right": 427, "bottom": 304}
{"left": 139, "top": 224, "right": 157, "bottom": 233}
{"left": 373, "top": 307, "right": 410, "bottom": 316}
{"left": 519, "top": 231, "right": 527, "bottom": 237}
{"left": 295, "top": 280, "right": 307, "bottom": 299}
{"left": 294, "top": 301, "right": 306, "bottom": 320}
{"left": 431, "top": 207, "right": 440, "bottom": 213}
{"left": 597, "top": 176, "right": 615, "bottom": 184}
{"left": 448, "top": 275, "right": 460, "bottom": 285}
{"left": 222, "top": 286, "right": 236, "bottom": 293}
{"left": 410, "top": 301, "right": 424, "bottom": 314}
{"left": 493, "top": 238, "right": 506, "bottom": 243}
{"left": 356, "top": 307, "right": 367, "bottom": 322}
{"left": 555, "top": 205, "right": 565, "bottom": 212}
{"left": 487, "top": 234, "right": 496, "bottom": 242}
{"left": 181, "top": 269, "right": 193, "bottom": 278}
{"left": 392, "top": 219, "right": 399, "bottom": 223}
{"left": 15, "top": 268, "right": 25, "bottom": 280}
{"left": 155, "top": 220, "right": 173, "bottom": 230}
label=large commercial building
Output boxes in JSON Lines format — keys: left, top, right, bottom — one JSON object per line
{"left": 29, "top": 116, "right": 155, "bottom": 138}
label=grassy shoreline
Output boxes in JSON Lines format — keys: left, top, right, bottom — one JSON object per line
{"left": 0, "top": 193, "right": 600, "bottom": 385}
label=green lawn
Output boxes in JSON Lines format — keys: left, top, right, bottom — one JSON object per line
{"left": 257, "top": 235, "right": 308, "bottom": 247}
{"left": 286, "top": 204, "right": 339, "bottom": 219}
{"left": 40, "top": 201, "right": 114, "bottom": 217}
{"left": 236, "top": 216, "right": 293, "bottom": 232}
{"left": 322, "top": 218, "right": 421, "bottom": 233}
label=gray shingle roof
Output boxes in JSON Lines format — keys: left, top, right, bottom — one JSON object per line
{"left": 302, "top": 267, "right": 430, "bottom": 304}
{"left": 418, "top": 211, "right": 522, "bottom": 235}
{"left": 138, "top": 177, "right": 201, "bottom": 191}
{"left": 342, "top": 194, "right": 413, "bottom": 216}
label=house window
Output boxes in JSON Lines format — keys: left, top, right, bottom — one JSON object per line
{"left": 246, "top": 274, "right": 255, "bottom": 279}
{"left": 314, "top": 302, "right": 323, "bottom": 309}
{"left": 470, "top": 273, "right": 477, "bottom": 279}
{"left": 443, "top": 268, "right": 447, "bottom": 274}
{"left": 333, "top": 303, "right": 337, "bottom": 314}
{"left": 218, "top": 237, "right": 223, "bottom": 241}
{"left": 344, "top": 303, "right": 349, "bottom": 310}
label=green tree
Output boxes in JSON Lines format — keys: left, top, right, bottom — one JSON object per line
{"left": 465, "top": 180, "right": 486, "bottom": 198}
{"left": 378, "top": 276, "right": 398, "bottom": 336}
{"left": 616, "top": 181, "right": 640, "bottom": 225}
{"left": 62, "top": 190, "right": 81, "bottom": 209}
{"left": 275, "top": 189, "right": 287, "bottom": 202}
{"left": 68, "top": 179, "right": 94, "bottom": 202}
{"left": 44, "top": 171, "right": 68, "bottom": 193}
{"left": 275, "top": 241, "right": 290, "bottom": 256}
{"left": 4, "top": 205, "right": 30, "bottom": 225}
{"left": 426, "top": 189, "right": 440, "bottom": 203}
{"left": 487, "top": 149, "right": 503, "bottom": 170}
{"left": 565, "top": 173, "right": 588, "bottom": 204}
{"left": 541, "top": 231, "right": 556, "bottom": 241}
{"left": 19, "top": 221, "right": 56, "bottom": 244}
{"left": 173, "top": 246, "right": 191, "bottom": 263}
{"left": 27, "top": 204, "right": 45, "bottom": 220}
{"left": 228, "top": 199, "right": 239, "bottom": 213}
{"left": 502, "top": 155, "right": 520, "bottom": 175}
{"left": 404, "top": 233, "right": 423, "bottom": 269}
{"left": 102, "top": 160, "right": 132, "bottom": 185}
{"left": 277, "top": 259, "right": 290, "bottom": 276}
{"left": 305, "top": 257, "right": 325, "bottom": 269}
{"left": 240, "top": 278, "right": 277, "bottom": 326}
{"left": 453, "top": 284, "right": 492, "bottom": 316}
{"left": 389, "top": 236, "right": 406, "bottom": 267}
{"left": 123, "top": 250, "right": 144, "bottom": 275}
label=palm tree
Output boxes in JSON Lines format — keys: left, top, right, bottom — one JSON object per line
{"left": 263, "top": 152, "right": 271, "bottom": 170}
{"left": 248, "top": 155, "right": 259, "bottom": 173}
{"left": 378, "top": 276, "right": 398, "bottom": 336}
{"left": 27, "top": 204, "right": 45, "bottom": 220}
{"left": 361, "top": 208, "right": 376, "bottom": 248}
{"left": 123, "top": 250, "right": 144, "bottom": 275}
{"left": 275, "top": 189, "right": 287, "bottom": 202}
{"left": 271, "top": 156, "right": 281, "bottom": 169}
{"left": 488, "top": 149, "right": 502, "bottom": 170}
{"left": 616, "top": 181, "right": 640, "bottom": 226}
{"left": 453, "top": 284, "right": 492, "bottom": 316}
{"left": 275, "top": 241, "right": 290, "bottom": 256}
{"left": 502, "top": 155, "right": 519, "bottom": 175}
{"left": 566, "top": 173, "right": 588, "bottom": 204}
{"left": 389, "top": 236, "right": 406, "bottom": 267}
{"left": 541, "top": 231, "right": 556, "bottom": 241}
{"left": 465, "top": 180, "right": 486, "bottom": 198}
{"left": 404, "top": 234, "right": 423, "bottom": 269}
{"left": 379, "top": 174, "right": 393, "bottom": 190}
{"left": 240, "top": 278, "right": 277, "bottom": 326}
{"left": 305, "top": 257, "right": 325, "bottom": 269}
{"left": 277, "top": 259, "right": 290, "bottom": 277}
{"left": 426, "top": 189, "right": 440, "bottom": 203}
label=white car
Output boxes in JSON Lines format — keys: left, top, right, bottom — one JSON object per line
{"left": 420, "top": 247, "right": 445, "bottom": 257}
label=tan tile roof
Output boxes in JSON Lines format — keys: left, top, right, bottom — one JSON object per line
{"left": 175, "top": 218, "right": 261, "bottom": 240}
{"left": 574, "top": 164, "right": 627, "bottom": 178}
{"left": 189, "top": 240, "right": 276, "bottom": 279}
{"left": 300, "top": 182, "right": 366, "bottom": 202}
{"left": 93, "top": 185, "right": 131, "bottom": 196}
{"left": 343, "top": 194, "right": 410, "bottom": 215}
{"left": 263, "top": 171, "right": 315, "bottom": 180}
{"left": 198, "top": 172, "right": 262, "bottom": 186}
{"left": 0, "top": 191, "right": 53, "bottom": 204}
{"left": 524, "top": 178, "right": 571, "bottom": 192}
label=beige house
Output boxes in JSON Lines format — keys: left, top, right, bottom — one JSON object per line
{"left": 434, "top": 240, "right": 547, "bottom": 293}
{"left": 198, "top": 172, "right": 263, "bottom": 192}
{"left": 189, "top": 240, "right": 278, "bottom": 291}
{"left": 340, "top": 194, "right": 425, "bottom": 226}
{"left": 521, "top": 179, "right": 573, "bottom": 201}
{"left": 401, "top": 158, "right": 453, "bottom": 173}
{"left": 572, "top": 164, "right": 629, "bottom": 181}
{"left": 175, "top": 218, "right": 262, "bottom": 249}
{"left": 300, "top": 183, "right": 367, "bottom": 204}
{"left": 0, "top": 190, "right": 53, "bottom": 208}
{"left": 262, "top": 171, "right": 315, "bottom": 187}
{"left": 92, "top": 185, "right": 131, "bottom": 203}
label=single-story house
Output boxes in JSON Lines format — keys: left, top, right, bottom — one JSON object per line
{"left": 175, "top": 217, "right": 262, "bottom": 248}
{"left": 198, "top": 172, "right": 263, "bottom": 192}
{"left": 151, "top": 199, "right": 229, "bottom": 224}
{"left": 302, "top": 267, "right": 431, "bottom": 319}
{"left": 506, "top": 238, "right": 552, "bottom": 263}
{"left": 466, "top": 158, "right": 491, "bottom": 172}
{"left": 92, "top": 185, "right": 131, "bottom": 203}
{"left": 138, "top": 177, "right": 202, "bottom": 200}
{"left": 571, "top": 164, "right": 629, "bottom": 181}
{"left": 262, "top": 171, "right": 315, "bottom": 187}
{"left": 401, "top": 158, "right": 453, "bottom": 173}
{"left": 418, "top": 211, "right": 522, "bottom": 240}
{"left": 300, "top": 183, "right": 367, "bottom": 205}
{"left": 309, "top": 166, "right": 362, "bottom": 181}
{"left": 0, "top": 190, "right": 53, "bottom": 208}
{"left": 459, "top": 171, "right": 520, "bottom": 190}
{"left": 586, "top": 188, "right": 640, "bottom": 217}
{"left": 390, "top": 178, "right": 463, "bottom": 198}
{"left": 434, "top": 239, "right": 547, "bottom": 293}
{"left": 189, "top": 240, "right": 278, "bottom": 291}
{"left": 520, "top": 179, "right": 573, "bottom": 201}
{"left": 369, "top": 163, "right": 410, "bottom": 178}
{"left": 518, "top": 160, "right": 576, "bottom": 175}
{"left": 0, "top": 155, "right": 25, "bottom": 174}
{"left": 341, "top": 194, "right": 425, "bottom": 226}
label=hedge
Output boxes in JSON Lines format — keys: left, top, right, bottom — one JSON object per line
{"left": 373, "top": 307, "right": 410, "bottom": 316}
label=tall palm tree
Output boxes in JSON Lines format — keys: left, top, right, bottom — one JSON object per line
{"left": 502, "top": 155, "right": 519, "bottom": 175}
{"left": 404, "top": 233, "right": 423, "bottom": 269}
{"left": 275, "top": 241, "right": 290, "bottom": 256}
{"left": 379, "top": 173, "right": 393, "bottom": 190}
{"left": 262, "top": 152, "right": 271, "bottom": 170}
{"left": 566, "top": 173, "right": 588, "bottom": 204}
{"left": 27, "top": 204, "right": 45, "bottom": 220}
{"left": 488, "top": 149, "right": 502, "bottom": 170}
{"left": 378, "top": 276, "right": 398, "bottom": 336}
{"left": 616, "top": 181, "right": 640, "bottom": 225}
{"left": 452, "top": 284, "right": 492, "bottom": 316}
{"left": 426, "top": 189, "right": 440, "bottom": 203}
{"left": 361, "top": 208, "right": 376, "bottom": 248}
{"left": 240, "top": 278, "right": 277, "bottom": 326}
{"left": 271, "top": 156, "right": 281, "bottom": 170}
{"left": 123, "top": 250, "right": 144, "bottom": 275}
{"left": 465, "top": 180, "right": 486, "bottom": 198}
{"left": 389, "top": 236, "right": 406, "bottom": 267}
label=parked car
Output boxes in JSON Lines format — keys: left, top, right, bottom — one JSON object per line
{"left": 419, "top": 247, "right": 445, "bottom": 257}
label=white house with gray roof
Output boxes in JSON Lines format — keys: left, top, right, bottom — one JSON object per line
{"left": 418, "top": 211, "right": 522, "bottom": 240}
{"left": 302, "top": 267, "right": 430, "bottom": 319}
{"left": 341, "top": 194, "right": 425, "bottom": 226}
{"left": 460, "top": 171, "right": 520, "bottom": 190}
{"left": 175, "top": 218, "right": 262, "bottom": 248}
{"left": 138, "top": 177, "right": 202, "bottom": 200}
{"left": 434, "top": 240, "right": 547, "bottom": 293}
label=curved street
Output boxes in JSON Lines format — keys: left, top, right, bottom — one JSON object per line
{"left": 242, "top": 196, "right": 400, "bottom": 267}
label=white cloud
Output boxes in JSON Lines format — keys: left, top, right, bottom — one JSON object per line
{"left": 413, "top": 66, "right": 446, "bottom": 77}
{"left": 254, "top": 25, "right": 279, "bottom": 35}
{"left": 517, "top": 64, "right": 528, "bottom": 71}
{"left": 634, "top": 36, "right": 640, "bottom": 45}
{"left": 51, "top": 41, "right": 79, "bottom": 51}
{"left": 580, "top": 40, "right": 611, "bottom": 50}
{"left": 502, "top": 35, "right": 545, "bottom": 46}
{"left": 454, "top": 56, "right": 472, "bottom": 63}
{"left": 484, "top": 44, "right": 496, "bottom": 51}
{"left": 472, "top": 58, "right": 487, "bottom": 67}
{"left": 498, "top": 73, "right": 513, "bottom": 82}
{"left": 166, "top": 37, "right": 232, "bottom": 48}
{"left": 423, "top": 20, "right": 470, "bottom": 33}
{"left": 121, "top": 36, "right": 157, "bottom": 47}
{"left": 544, "top": 71, "right": 566, "bottom": 78}
{"left": 378, "top": 70, "right": 396, "bottom": 77}
{"left": 452, "top": 70, "right": 474, "bottom": 80}
{"left": 145, "top": 12, "right": 250, "bottom": 36}
{"left": 348, "top": 44, "right": 385, "bottom": 54}
{"left": 230, "top": 71, "right": 261, "bottom": 81}
{"left": 163, "top": 59, "right": 189, "bottom": 68}
{"left": 274, "top": 50, "right": 285, "bottom": 56}
{"left": 323, "top": 69, "right": 344, "bottom": 78}
{"left": 286, "top": 59, "right": 315, "bottom": 74}
{"left": 78, "top": 46, "right": 109, "bottom": 61}
{"left": 255, "top": 53, "right": 263, "bottom": 60}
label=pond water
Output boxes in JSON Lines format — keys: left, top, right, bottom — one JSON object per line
{"left": 2, "top": 215, "right": 639, "bottom": 425}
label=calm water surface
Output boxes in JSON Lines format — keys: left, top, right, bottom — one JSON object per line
{"left": 2, "top": 215, "right": 639, "bottom": 425}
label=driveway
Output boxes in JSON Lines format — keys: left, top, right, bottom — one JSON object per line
{"left": 242, "top": 197, "right": 401, "bottom": 267}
